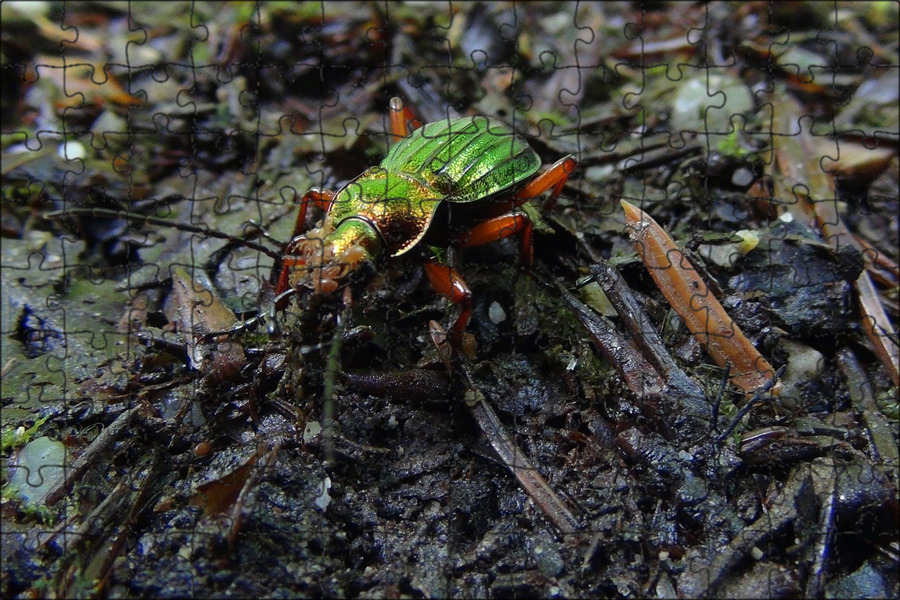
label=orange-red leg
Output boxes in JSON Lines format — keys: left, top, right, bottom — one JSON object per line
{"left": 276, "top": 255, "right": 305, "bottom": 297}
{"left": 515, "top": 154, "right": 576, "bottom": 204}
{"left": 278, "top": 188, "right": 336, "bottom": 296}
{"left": 457, "top": 213, "right": 535, "bottom": 266}
{"left": 480, "top": 154, "right": 576, "bottom": 219}
{"left": 291, "top": 188, "right": 336, "bottom": 239}
{"left": 426, "top": 210, "right": 532, "bottom": 333}
{"left": 429, "top": 151, "right": 575, "bottom": 333}
{"left": 389, "top": 96, "right": 422, "bottom": 141}
{"left": 424, "top": 260, "right": 473, "bottom": 334}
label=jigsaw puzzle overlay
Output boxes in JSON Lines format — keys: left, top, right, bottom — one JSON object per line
{"left": 2, "top": 2, "right": 897, "bottom": 598}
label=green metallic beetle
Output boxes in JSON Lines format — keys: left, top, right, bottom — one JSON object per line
{"left": 277, "top": 97, "right": 576, "bottom": 334}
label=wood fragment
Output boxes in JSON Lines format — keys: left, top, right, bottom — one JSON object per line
{"left": 44, "top": 407, "right": 140, "bottom": 507}
{"left": 621, "top": 200, "right": 781, "bottom": 396}
{"left": 772, "top": 93, "right": 899, "bottom": 386}
{"left": 836, "top": 348, "right": 899, "bottom": 468}
{"left": 467, "top": 391, "right": 580, "bottom": 535}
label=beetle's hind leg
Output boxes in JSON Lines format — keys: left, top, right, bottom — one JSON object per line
{"left": 389, "top": 97, "right": 422, "bottom": 141}
{"left": 513, "top": 154, "right": 577, "bottom": 209}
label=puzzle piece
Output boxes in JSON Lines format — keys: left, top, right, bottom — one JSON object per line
{"left": 2, "top": 2, "right": 897, "bottom": 598}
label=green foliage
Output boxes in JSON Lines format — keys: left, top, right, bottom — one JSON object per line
{"left": 1, "top": 415, "right": 49, "bottom": 454}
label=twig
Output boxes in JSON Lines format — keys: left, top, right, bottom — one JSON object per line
{"left": 227, "top": 443, "right": 281, "bottom": 547}
{"left": 429, "top": 321, "right": 580, "bottom": 534}
{"left": 322, "top": 306, "right": 351, "bottom": 465}
{"left": 836, "top": 347, "right": 899, "bottom": 468}
{"left": 44, "top": 406, "right": 140, "bottom": 507}
{"left": 465, "top": 383, "right": 580, "bottom": 535}
{"left": 454, "top": 360, "right": 580, "bottom": 535}
{"left": 553, "top": 278, "right": 666, "bottom": 397}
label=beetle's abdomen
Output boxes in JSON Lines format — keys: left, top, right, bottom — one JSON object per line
{"left": 384, "top": 116, "right": 541, "bottom": 202}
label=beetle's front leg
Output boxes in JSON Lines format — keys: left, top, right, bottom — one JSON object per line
{"left": 275, "top": 255, "right": 305, "bottom": 298}
{"left": 276, "top": 188, "right": 338, "bottom": 297}
{"left": 290, "top": 188, "right": 337, "bottom": 239}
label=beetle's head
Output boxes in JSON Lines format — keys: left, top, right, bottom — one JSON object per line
{"left": 288, "top": 216, "right": 382, "bottom": 294}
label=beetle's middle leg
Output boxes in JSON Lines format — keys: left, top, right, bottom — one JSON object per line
{"left": 514, "top": 155, "right": 576, "bottom": 206}
{"left": 455, "top": 153, "right": 575, "bottom": 269}
{"left": 423, "top": 261, "right": 473, "bottom": 336}
{"left": 425, "top": 210, "right": 535, "bottom": 336}
{"left": 457, "top": 213, "right": 536, "bottom": 266}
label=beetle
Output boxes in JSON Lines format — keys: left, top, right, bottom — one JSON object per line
{"left": 277, "top": 97, "right": 576, "bottom": 335}
{"left": 46, "top": 98, "right": 576, "bottom": 339}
